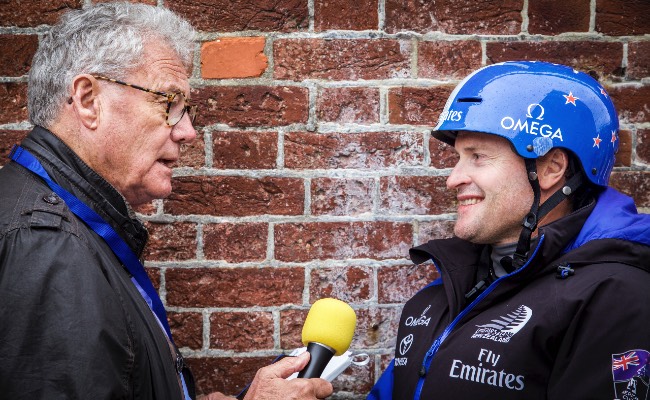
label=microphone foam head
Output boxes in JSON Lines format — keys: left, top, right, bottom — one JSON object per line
{"left": 301, "top": 298, "right": 356, "bottom": 356}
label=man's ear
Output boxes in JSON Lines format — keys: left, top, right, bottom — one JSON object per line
{"left": 69, "top": 74, "right": 101, "bottom": 130}
{"left": 538, "top": 148, "right": 569, "bottom": 191}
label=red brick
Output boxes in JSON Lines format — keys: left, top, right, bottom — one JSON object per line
{"left": 212, "top": 131, "right": 277, "bottom": 169}
{"left": 165, "top": 176, "right": 304, "bottom": 216}
{"left": 177, "top": 131, "right": 205, "bottom": 169}
{"left": 0, "top": 1, "right": 82, "bottom": 27}
{"left": 528, "top": 0, "right": 590, "bottom": 34}
{"left": 279, "top": 308, "right": 307, "bottom": 349}
{"left": 145, "top": 266, "right": 161, "bottom": 291}
{"left": 210, "top": 311, "right": 274, "bottom": 351}
{"left": 385, "top": 0, "right": 521, "bottom": 34}
{"left": 166, "top": 267, "right": 304, "bottom": 307}
{"left": 311, "top": 178, "right": 374, "bottom": 216}
{"left": 418, "top": 41, "right": 482, "bottom": 80}
{"left": 378, "top": 263, "right": 440, "bottom": 303}
{"left": 93, "top": 0, "right": 156, "bottom": 4}
{"left": 168, "top": 311, "right": 203, "bottom": 350}
{"left": 628, "top": 42, "right": 650, "bottom": 80}
{"left": 0, "top": 35, "right": 38, "bottom": 77}
{"left": 201, "top": 37, "right": 267, "bottom": 79}
{"left": 142, "top": 222, "right": 197, "bottom": 261}
{"left": 596, "top": 0, "right": 650, "bottom": 36}
{"left": 380, "top": 176, "right": 456, "bottom": 215}
{"left": 353, "top": 307, "right": 401, "bottom": 349}
{"left": 314, "top": 0, "right": 377, "bottom": 31}
{"left": 317, "top": 87, "right": 380, "bottom": 124}
{"left": 429, "top": 136, "right": 459, "bottom": 169}
{"left": 331, "top": 354, "right": 373, "bottom": 394}
{"left": 0, "top": 83, "right": 28, "bottom": 125}
{"left": 416, "top": 220, "right": 456, "bottom": 243}
{"left": 274, "top": 222, "right": 413, "bottom": 262}
{"left": 132, "top": 201, "right": 156, "bottom": 216}
{"left": 273, "top": 39, "right": 411, "bottom": 81}
{"left": 0, "top": 129, "right": 29, "bottom": 166}
{"left": 610, "top": 171, "right": 650, "bottom": 208}
{"left": 637, "top": 128, "right": 650, "bottom": 164}
{"left": 284, "top": 131, "right": 424, "bottom": 169}
{"left": 614, "top": 130, "right": 632, "bottom": 167}
{"left": 167, "top": 0, "right": 308, "bottom": 32}
{"left": 608, "top": 84, "right": 650, "bottom": 124}
{"left": 192, "top": 86, "right": 308, "bottom": 128}
{"left": 310, "top": 266, "right": 373, "bottom": 303}
{"left": 388, "top": 85, "right": 455, "bottom": 125}
{"left": 486, "top": 41, "right": 624, "bottom": 80}
{"left": 186, "top": 356, "right": 276, "bottom": 396}
{"left": 203, "top": 223, "right": 268, "bottom": 262}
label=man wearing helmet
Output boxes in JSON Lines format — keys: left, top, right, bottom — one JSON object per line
{"left": 369, "top": 61, "right": 650, "bottom": 400}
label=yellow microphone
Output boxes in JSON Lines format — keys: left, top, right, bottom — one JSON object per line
{"left": 297, "top": 298, "right": 356, "bottom": 378}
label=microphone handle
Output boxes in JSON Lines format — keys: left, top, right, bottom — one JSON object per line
{"left": 297, "top": 342, "right": 335, "bottom": 378}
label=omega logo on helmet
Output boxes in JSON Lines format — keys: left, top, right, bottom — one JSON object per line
{"left": 500, "top": 103, "right": 564, "bottom": 142}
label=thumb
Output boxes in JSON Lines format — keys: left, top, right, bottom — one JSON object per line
{"left": 265, "top": 352, "right": 310, "bottom": 379}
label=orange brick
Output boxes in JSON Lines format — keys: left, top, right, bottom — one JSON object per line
{"left": 201, "top": 37, "right": 267, "bottom": 79}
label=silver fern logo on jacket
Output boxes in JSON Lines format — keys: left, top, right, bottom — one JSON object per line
{"left": 471, "top": 305, "right": 532, "bottom": 343}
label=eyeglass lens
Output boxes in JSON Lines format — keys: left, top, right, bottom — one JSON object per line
{"left": 167, "top": 94, "right": 196, "bottom": 126}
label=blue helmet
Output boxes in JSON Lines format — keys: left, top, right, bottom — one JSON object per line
{"left": 433, "top": 61, "right": 619, "bottom": 187}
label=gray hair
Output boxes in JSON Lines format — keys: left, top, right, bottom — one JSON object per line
{"left": 28, "top": 2, "right": 197, "bottom": 128}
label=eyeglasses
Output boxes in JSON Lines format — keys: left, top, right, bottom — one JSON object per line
{"left": 92, "top": 75, "right": 197, "bottom": 127}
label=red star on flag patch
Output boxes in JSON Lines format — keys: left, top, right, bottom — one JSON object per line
{"left": 593, "top": 134, "right": 602, "bottom": 148}
{"left": 564, "top": 92, "right": 579, "bottom": 106}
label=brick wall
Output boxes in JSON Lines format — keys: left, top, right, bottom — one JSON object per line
{"left": 1, "top": 0, "right": 648, "bottom": 397}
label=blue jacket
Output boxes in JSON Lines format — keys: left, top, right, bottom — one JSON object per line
{"left": 369, "top": 188, "right": 650, "bottom": 399}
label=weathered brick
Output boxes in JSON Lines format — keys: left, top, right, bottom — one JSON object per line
{"left": 284, "top": 131, "right": 424, "bottom": 169}
{"left": 311, "top": 178, "right": 375, "bottom": 216}
{"left": 203, "top": 222, "right": 268, "bottom": 262}
{"left": 166, "top": 267, "right": 304, "bottom": 307}
{"left": 0, "top": 35, "right": 38, "bottom": 77}
{"left": 429, "top": 136, "right": 459, "bottom": 169}
{"left": 168, "top": 311, "right": 203, "bottom": 350}
{"left": 201, "top": 37, "right": 267, "bottom": 79}
{"left": 388, "top": 85, "right": 455, "bottom": 125}
{"left": 317, "top": 87, "right": 380, "bottom": 124}
{"left": 608, "top": 84, "right": 650, "bottom": 124}
{"left": 331, "top": 355, "right": 373, "bottom": 394}
{"left": 145, "top": 266, "right": 161, "bottom": 291}
{"left": 610, "top": 171, "right": 650, "bottom": 208}
{"left": 94, "top": 0, "right": 156, "bottom": 4}
{"left": 596, "top": 0, "right": 650, "bottom": 36}
{"left": 628, "top": 42, "right": 650, "bottom": 80}
{"left": 385, "top": 0, "right": 521, "bottom": 34}
{"left": 273, "top": 39, "right": 411, "bottom": 81}
{"left": 637, "top": 128, "right": 650, "bottom": 164}
{"left": 353, "top": 307, "right": 401, "bottom": 349}
{"left": 165, "top": 176, "right": 304, "bottom": 216}
{"left": 416, "top": 220, "right": 456, "bottom": 244}
{"left": 614, "top": 129, "right": 632, "bottom": 167}
{"left": 0, "top": 1, "right": 82, "bottom": 27}
{"left": 0, "top": 129, "right": 29, "bottom": 166}
{"left": 186, "top": 356, "right": 276, "bottom": 396}
{"left": 274, "top": 222, "right": 413, "bottom": 262}
{"left": 210, "top": 311, "right": 274, "bottom": 351}
{"left": 133, "top": 201, "right": 156, "bottom": 216}
{"left": 314, "top": 0, "right": 377, "bottom": 31}
{"left": 418, "top": 41, "right": 482, "bottom": 80}
{"left": 178, "top": 131, "right": 205, "bottom": 168}
{"left": 0, "top": 83, "right": 28, "bottom": 125}
{"left": 212, "top": 131, "right": 278, "bottom": 169}
{"left": 528, "top": 0, "right": 590, "bottom": 34}
{"left": 486, "top": 42, "right": 624, "bottom": 80}
{"left": 380, "top": 176, "right": 457, "bottom": 215}
{"left": 192, "top": 86, "right": 308, "bottom": 128}
{"left": 142, "top": 221, "right": 197, "bottom": 261}
{"left": 279, "top": 308, "right": 307, "bottom": 349}
{"left": 309, "top": 266, "right": 373, "bottom": 303}
{"left": 167, "top": 0, "right": 308, "bottom": 32}
{"left": 378, "top": 263, "right": 439, "bottom": 303}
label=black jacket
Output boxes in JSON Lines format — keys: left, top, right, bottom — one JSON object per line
{"left": 0, "top": 126, "right": 193, "bottom": 399}
{"left": 369, "top": 188, "right": 650, "bottom": 399}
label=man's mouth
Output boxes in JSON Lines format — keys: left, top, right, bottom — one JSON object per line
{"left": 458, "top": 198, "right": 482, "bottom": 206}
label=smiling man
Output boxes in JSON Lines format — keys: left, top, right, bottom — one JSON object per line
{"left": 0, "top": 3, "right": 331, "bottom": 400}
{"left": 369, "top": 61, "right": 650, "bottom": 400}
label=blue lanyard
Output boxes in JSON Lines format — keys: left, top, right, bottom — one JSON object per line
{"left": 10, "top": 145, "right": 191, "bottom": 399}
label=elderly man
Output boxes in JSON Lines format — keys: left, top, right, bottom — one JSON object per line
{"left": 369, "top": 61, "right": 650, "bottom": 399}
{"left": 0, "top": 3, "right": 331, "bottom": 400}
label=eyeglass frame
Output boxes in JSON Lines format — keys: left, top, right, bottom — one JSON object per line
{"left": 91, "top": 75, "right": 197, "bottom": 127}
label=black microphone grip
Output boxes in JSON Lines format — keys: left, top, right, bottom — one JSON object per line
{"left": 297, "top": 342, "right": 335, "bottom": 378}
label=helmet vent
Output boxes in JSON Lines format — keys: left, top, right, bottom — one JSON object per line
{"left": 457, "top": 97, "right": 482, "bottom": 103}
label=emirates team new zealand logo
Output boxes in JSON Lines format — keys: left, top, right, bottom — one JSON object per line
{"left": 471, "top": 305, "right": 532, "bottom": 343}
